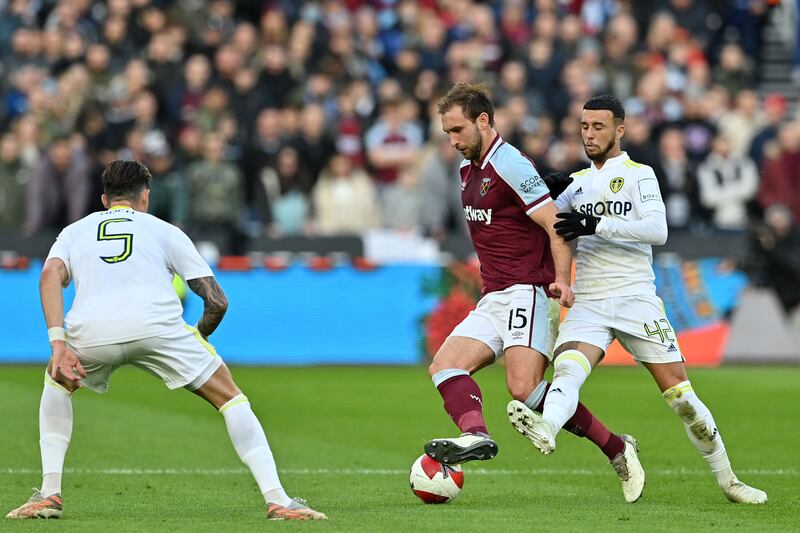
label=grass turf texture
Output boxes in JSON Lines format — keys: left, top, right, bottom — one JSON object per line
{"left": 1, "top": 365, "right": 797, "bottom": 532}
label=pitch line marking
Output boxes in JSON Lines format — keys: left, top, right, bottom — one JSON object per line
{"left": 0, "top": 467, "right": 795, "bottom": 476}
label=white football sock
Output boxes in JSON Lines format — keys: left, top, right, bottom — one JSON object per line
{"left": 40, "top": 374, "right": 73, "bottom": 497}
{"left": 219, "top": 394, "right": 291, "bottom": 506}
{"left": 541, "top": 350, "right": 592, "bottom": 432}
{"left": 663, "top": 381, "right": 735, "bottom": 486}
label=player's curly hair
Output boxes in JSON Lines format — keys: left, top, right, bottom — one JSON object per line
{"left": 437, "top": 83, "right": 495, "bottom": 126}
{"left": 101, "top": 160, "right": 152, "bottom": 201}
{"left": 583, "top": 95, "right": 626, "bottom": 122}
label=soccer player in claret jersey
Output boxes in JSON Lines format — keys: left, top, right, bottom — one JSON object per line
{"left": 513, "top": 95, "right": 767, "bottom": 504}
{"left": 424, "top": 83, "right": 645, "bottom": 503}
{"left": 6, "top": 161, "right": 326, "bottom": 521}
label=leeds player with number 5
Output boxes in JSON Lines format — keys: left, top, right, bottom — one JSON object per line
{"left": 6, "top": 160, "right": 326, "bottom": 521}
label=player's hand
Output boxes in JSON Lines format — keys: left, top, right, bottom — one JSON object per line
{"left": 554, "top": 211, "right": 599, "bottom": 241}
{"left": 50, "top": 342, "right": 86, "bottom": 384}
{"left": 549, "top": 281, "right": 575, "bottom": 308}
{"left": 543, "top": 172, "right": 573, "bottom": 200}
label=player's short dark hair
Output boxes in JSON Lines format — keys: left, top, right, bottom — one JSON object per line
{"left": 101, "top": 160, "right": 152, "bottom": 201}
{"left": 437, "top": 82, "right": 495, "bottom": 126}
{"left": 583, "top": 95, "right": 625, "bottom": 122}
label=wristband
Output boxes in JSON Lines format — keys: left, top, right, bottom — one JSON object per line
{"left": 48, "top": 327, "right": 66, "bottom": 342}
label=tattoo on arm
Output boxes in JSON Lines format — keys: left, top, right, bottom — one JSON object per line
{"left": 187, "top": 276, "right": 228, "bottom": 338}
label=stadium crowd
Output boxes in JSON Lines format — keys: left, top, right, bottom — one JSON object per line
{"left": 0, "top": 0, "right": 798, "bottom": 255}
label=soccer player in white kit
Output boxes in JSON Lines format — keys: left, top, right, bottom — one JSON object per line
{"left": 6, "top": 160, "right": 327, "bottom": 520}
{"left": 507, "top": 95, "right": 767, "bottom": 504}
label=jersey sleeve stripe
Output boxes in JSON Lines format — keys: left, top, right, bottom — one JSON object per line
{"left": 525, "top": 195, "right": 552, "bottom": 215}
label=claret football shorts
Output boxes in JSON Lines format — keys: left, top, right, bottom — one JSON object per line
{"left": 449, "top": 284, "right": 552, "bottom": 359}
{"left": 67, "top": 325, "right": 223, "bottom": 393}
{"left": 555, "top": 293, "right": 685, "bottom": 364}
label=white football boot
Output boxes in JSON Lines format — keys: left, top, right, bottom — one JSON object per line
{"left": 424, "top": 433, "right": 498, "bottom": 464}
{"left": 610, "top": 434, "right": 646, "bottom": 503}
{"left": 720, "top": 478, "right": 768, "bottom": 504}
{"left": 507, "top": 400, "right": 556, "bottom": 455}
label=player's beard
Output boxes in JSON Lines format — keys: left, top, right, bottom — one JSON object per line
{"left": 461, "top": 134, "right": 483, "bottom": 162}
{"left": 584, "top": 137, "right": 617, "bottom": 163}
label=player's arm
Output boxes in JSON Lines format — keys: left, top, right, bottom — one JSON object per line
{"left": 530, "top": 202, "right": 575, "bottom": 308}
{"left": 40, "top": 258, "right": 85, "bottom": 383}
{"left": 187, "top": 276, "right": 228, "bottom": 339}
{"left": 555, "top": 173, "right": 667, "bottom": 245}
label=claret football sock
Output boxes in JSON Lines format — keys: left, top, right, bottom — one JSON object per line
{"left": 432, "top": 369, "right": 489, "bottom": 435}
{"left": 40, "top": 374, "right": 73, "bottom": 498}
{"left": 527, "top": 379, "right": 624, "bottom": 459}
{"left": 219, "top": 394, "right": 291, "bottom": 505}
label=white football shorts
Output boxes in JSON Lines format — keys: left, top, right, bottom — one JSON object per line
{"left": 555, "top": 294, "right": 685, "bottom": 364}
{"left": 449, "top": 284, "right": 552, "bottom": 359}
{"left": 68, "top": 325, "right": 222, "bottom": 393}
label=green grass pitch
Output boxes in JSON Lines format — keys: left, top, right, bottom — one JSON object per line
{"left": 1, "top": 365, "right": 798, "bottom": 532}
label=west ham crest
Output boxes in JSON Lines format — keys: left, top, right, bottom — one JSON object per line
{"left": 480, "top": 177, "right": 492, "bottom": 197}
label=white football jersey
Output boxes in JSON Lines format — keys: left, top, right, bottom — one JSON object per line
{"left": 555, "top": 152, "right": 666, "bottom": 300}
{"left": 46, "top": 206, "right": 213, "bottom": 348}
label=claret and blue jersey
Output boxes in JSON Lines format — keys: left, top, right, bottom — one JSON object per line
{"left": 459, "top": 135, "right": 554, "bottom": 295}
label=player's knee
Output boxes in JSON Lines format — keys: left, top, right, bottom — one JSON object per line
{"left": 506, "top": 374, "right": 539, "bottom": 402}
{"left": 553, "top": 350, "right": 592, "bottom": 382}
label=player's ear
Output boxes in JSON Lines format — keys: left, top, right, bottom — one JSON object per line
{"left": 101, "top": 193, "right": 108, "bottom": 209}
{"left": 616, "top": 122, "right": 625, "bottom": 142}
{"left": 476, "top": 112, "right": 490, "bottom": 130}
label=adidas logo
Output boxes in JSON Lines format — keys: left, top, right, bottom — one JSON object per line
{"left": 666, "top": 343, "right": 677, "bottom": 353}
{"left": 575, "top": 187, "right": 583, "bottom": 195}
{"left": 550, "top": 387, "right": 564, "bottom": 395}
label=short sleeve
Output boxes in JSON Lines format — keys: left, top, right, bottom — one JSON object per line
{"left": 46, "top": 230, "right": 71, "bottom": 280}
{"left": 635, "top": 168, "right": 666, "bottom": 214}
{"left": 167, "top": 227, "right": 214, "bottom": 281}
{"left": 492, "top": 148, "right": 552, "bottom": 215}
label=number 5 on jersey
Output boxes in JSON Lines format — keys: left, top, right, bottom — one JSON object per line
{"left": 97, "top": 218, "right": 133, "bottom": 263}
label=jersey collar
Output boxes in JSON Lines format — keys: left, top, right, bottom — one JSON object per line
{"left": 477, "top": 133, "right": 503, "bottom": 169}
{"left": 590, "top": 151, "right": 629, "bottom": 172}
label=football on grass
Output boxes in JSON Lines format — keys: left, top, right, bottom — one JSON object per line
{"left": 409, "top": 454, "right": 464, "bottom": 503}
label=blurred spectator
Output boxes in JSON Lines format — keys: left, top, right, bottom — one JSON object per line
{"left": 141, "top": 130, "right": 187, "bottom": 228}
{"left": 0, "top": 133, "right": 27, "bottom": 231}
{"left": 254, "top": 145, "right": 311, "bottom": 236}
{"left": 713, "top": 43, "right": 755, "bottom": 95}
{"left": 24, "top": 135, "right": 91, "bottom": 235}
{"left": 654, "top": 127, "right": 701, "bottom": 229}
{"left": 381, "top": 167, "right": 424, "bottom": 232}
{"left": 293, "top": 103, "right": 335, "bottom": 184}
{"left": 312, "top": 154, "right": 380, "bottom": 235}
{"left": 186, "top": 133, "right": 244, "bottom": 250}
{"left": 623, "top": 114, "right": 660, "bottom": 170}
{"left": 717, "top": 89, "right": 761, "bottom": 158}
{"left": 749, "top": 93, "right": 788, "bottom": 169}
{"left": 697, "top": 134, "right": 758, "bottom": 230}
{"left": 758, "top": 122, "right": 800, "bottom": 223}
{"left": 418, "top": 133, "right": 466, "bottom": 240}
{"left": 742, "top": 204, "right": 800, "bottom": 324}
{"left": 365, "top": 96, "right": 424, "bottom": 184}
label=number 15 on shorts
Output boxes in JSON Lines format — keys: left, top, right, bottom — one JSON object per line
{"left": 508, "top": 308, "right": 528, "bottom": 330}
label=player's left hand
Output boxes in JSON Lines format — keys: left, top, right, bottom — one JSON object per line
{"left": 543, "top": 172, "right": 573, "bottom": 200}
{"left": 554, "top": 211, "right": 599, "bottom": 241}
{"left": 549, "top": 281, "right": 574, "bottom": 308}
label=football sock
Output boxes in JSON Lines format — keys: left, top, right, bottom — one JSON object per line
{"left": 526, "top": 379, "right": 624, "bottom": 459}
{"left": 663, "top": 381, "right": 735, "bottom": 486}
{"left": 40, "top": 373, "right": 73, "bottom": 497}
{"left": 541, "top": 350, "right": 592, "bottom": 433}
{"left": 432, "top": 369, "right": 489, "bottom": 435}
{"left": 219, "top": 394, "right": 292, "bottom": 506}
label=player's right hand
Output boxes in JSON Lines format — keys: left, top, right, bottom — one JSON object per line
{"left": 543, "top": 172, "right": 573, "bottom": 200}
{"left": 50, "top": 342, "right": 86, "bottom": 384}
{"left": 549, "top": 281, "right": 575, "bottom": 308}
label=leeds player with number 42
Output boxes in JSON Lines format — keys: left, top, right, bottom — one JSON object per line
{"left": 423, "top": 83, "right": 646, "bottom": 504}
